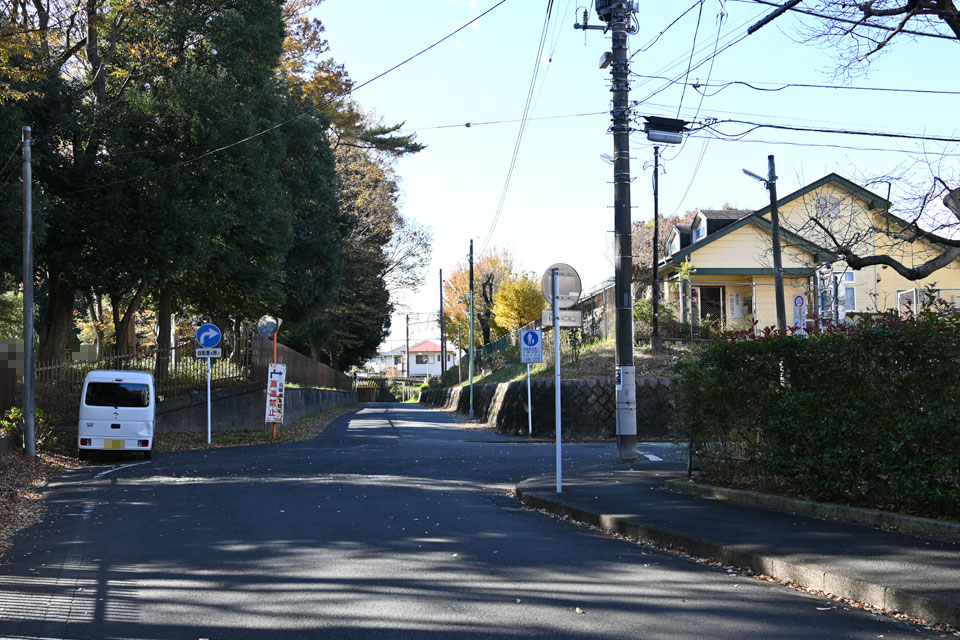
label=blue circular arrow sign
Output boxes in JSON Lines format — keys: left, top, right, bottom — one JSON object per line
{"left": 196, "top": 323, "right": 222, "bottom": 348}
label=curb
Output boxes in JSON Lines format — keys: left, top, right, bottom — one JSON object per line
{"left": 514, "top": 482, "right": 959, "bottom": 631}
{"left": 665, "top": 479, "right": 960, "bottom": 543}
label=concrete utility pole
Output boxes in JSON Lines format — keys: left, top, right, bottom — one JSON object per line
{"left": 744, "top": 155, "right": 787, "bottom": 331}
{"left": 439, "top": 269, "right": 446, "bottom": 376}
{"left": 405, "top": 314, "right": 410, "bottom": 378}
{"left": 767, "top": 155, "right": 787, "bottom": 331}
{"left": 579, "top": 0, "right": 639, "bottom": 463}
{"left": 468, "top": 240, "right": 475, "bottom": 419}
{"left": 22, "top": 126, "right": 35, "bottom": 457}
{"left": 651, "top": 145, "right": 661, "bottom": 351}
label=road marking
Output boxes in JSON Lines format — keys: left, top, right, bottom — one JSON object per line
{"left": 94, "top": 461, "right": 151, "bottom": 479}
{"left": 639, "top": 452, "right": 663, "bottom": 462}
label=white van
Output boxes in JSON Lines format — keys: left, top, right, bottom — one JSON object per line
{"left": 77, "top": 370, "right": 155, "bottom": 459}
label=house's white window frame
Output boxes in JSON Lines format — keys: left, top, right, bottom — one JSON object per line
{"left": 816, "top": 195, "right": 843, "bottom": 217}
{"left": 691, "top": 216, "right": 706, "bottom": 242}
{"left": 844, "top": 286, "right": 855, "bottom": 311}
{"left": 415, "top": 354, "right": 429, "bottom": 365}
{"left": 668, "top": 233, "right": 680, "bottom": 255}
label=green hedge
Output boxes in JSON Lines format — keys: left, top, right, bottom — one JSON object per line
{"left": 674, "top": 304, "right": 960, "bottom": 519}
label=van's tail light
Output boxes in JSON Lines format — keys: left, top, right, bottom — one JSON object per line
{"left": 138, "top": 440, "right": 149, "bottom": 448}
{"left": 80, "top": 438, "right": 91, "bottom": 446}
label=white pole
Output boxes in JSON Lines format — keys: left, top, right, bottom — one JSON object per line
{"left": 553, "top": 268, "right": 562, "bottom": 493}
{"left": 526, "top": 363, "right": 532, "bottom": 436}
{"left": 206, "top": 357, "right": 212, "bottom": 444}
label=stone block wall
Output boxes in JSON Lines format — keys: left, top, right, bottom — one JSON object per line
{"left": 420, "top": 378, "right": 673, "bottom": 440}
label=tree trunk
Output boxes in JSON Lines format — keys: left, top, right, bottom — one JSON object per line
{"left": 37, "top": 273, "right": 75, "bottom": 364}
{"left": 154, "top": 285, "right": 172, "bottom": 382}
{"left": 110, "top": 280, "right": 149, "bottom": 355}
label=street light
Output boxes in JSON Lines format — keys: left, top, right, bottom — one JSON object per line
{"left": 743, "top": 155, "right": 787, "bottom": 331}
{"left": 642, "top": 116, "right": 688, "bottom": 350}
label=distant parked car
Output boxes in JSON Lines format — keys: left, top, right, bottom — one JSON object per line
{"left": 77, "top": 370, "right": 155, "bottom": 459}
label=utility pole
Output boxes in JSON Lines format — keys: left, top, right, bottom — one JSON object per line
{"left": 22, "top": 126, "right": 35, "bottom": 457}
{"left": 440, "top": 269, "right": 446, "bottom": 376}
{"left": 743, "top": 155, "right": 786, "bottom": 331}
{"left": 651, "top": 145, "right": 661, "bottom": 351}
{"left": 405, "top": 314, "right": 410, "bottom": 379}
{"left": 457, "top": 324, "right": 462, "bottom": 384}
{"left": 579, "top": 1, "right": 638, "bottom": 463}
{"left": 468, "top": 240, "right": 475, "bottom": 420}
{"left": 767, "top": 155, "right": 787, "bottom": 332}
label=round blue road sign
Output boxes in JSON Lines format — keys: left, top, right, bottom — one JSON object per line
{"left": 197, "top": 323, "right": 222, "bottom": 348}
{"left": 523, "top": 331, "right": 539, "bottom": 346}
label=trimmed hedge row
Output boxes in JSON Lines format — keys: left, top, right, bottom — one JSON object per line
{"left": 674, "top": 305, "right": 960, "bottom": 520}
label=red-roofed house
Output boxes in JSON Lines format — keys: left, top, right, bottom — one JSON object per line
{"left": 407, "top": 340, "right": 457, "bottom": 379}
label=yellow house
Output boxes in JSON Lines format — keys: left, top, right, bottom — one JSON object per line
{"left": 658, "top": 174, "right": 960, "bottom": 332}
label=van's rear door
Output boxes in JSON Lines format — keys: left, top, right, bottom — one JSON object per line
{"left": 79, "top": 380, "right": 154, "bottom": 449}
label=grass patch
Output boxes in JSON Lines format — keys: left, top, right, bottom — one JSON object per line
{"left": 153, "top": 403, "right": 359, "bottom": 453}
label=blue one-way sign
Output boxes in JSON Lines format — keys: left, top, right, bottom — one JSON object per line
{"left": 196, "top": 323, "right": 222, "bottom": 348}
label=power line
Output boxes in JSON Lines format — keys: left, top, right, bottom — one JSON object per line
{"left": 675, "top": 0, "right": 705, "bottom": 118}
{"left": 629, "top": 0, "right": 704, "bottom": 59}
{"left": 53, "top": 0, "right": 510, "bottom": 197}
{"left": 700, "top": 119, "right": 960, "bottom": 144}
{"left": 633, "top": 99, "right": 945, "bottom": 141}
{"left": 630, "top": 73, "right": 960, "bottom": 97}
{"left": 401, "top": 110, "right": 607, "bottom": 132}
{"left": 478, "top": 0, "right": 554, "bottom": 253}
{"left": 631, "top": 5, "right": 766, "bottom": 108}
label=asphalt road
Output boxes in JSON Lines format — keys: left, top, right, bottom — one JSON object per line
{"left": 0, "top": 403, "right": 948, "bottom": 639}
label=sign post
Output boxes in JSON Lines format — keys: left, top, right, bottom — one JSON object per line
{"left": 257, "top": 315, "right": 282, "bottom": 438}
{"left": 540, "top": 263, "right": 581, "bottom": 494}
{"left": 553, "top": 268, "right": 562, "bottom": 493}
{"left": 519, "top": 329, "right": 543, "bottom": 436}
{"left": 196, "top": 324, "right": 222, "bottom": 444}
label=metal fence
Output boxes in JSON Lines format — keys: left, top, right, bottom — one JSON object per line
{"left": 27, "top": 336, "right": 252, "bottom": 422}
{"left": 5, "top": 331, "right": 354, "bottom": 426}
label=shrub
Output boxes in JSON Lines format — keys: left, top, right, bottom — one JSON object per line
{"left": 1, "top": 407, "right": 64, "bottom": 454}
{"left": 674, "top": 305, "right": 960, "bottom": 519}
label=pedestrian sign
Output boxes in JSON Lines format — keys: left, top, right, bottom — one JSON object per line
{"left": 520, "top": 330, "right": 543, "bottom": 364}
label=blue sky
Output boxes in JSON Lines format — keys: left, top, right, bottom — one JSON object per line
{"left": 315, "top": 0, "right": 958, "bottom": 349}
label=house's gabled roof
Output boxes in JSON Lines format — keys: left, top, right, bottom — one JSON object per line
{"left": 582, "top": 276, "right": 615, "bottom": 299}
{"left": 754, "top": 173, "right": 889, "bottom": 218}
{"left": 661, "top": 212, "right": 837, "bottom": 271}
{"left": 380, "top": 346, "right": 404, "bottom": 357}
{"left": 700, "top": 209, "right": 751, "bottom": 220}
{"left": 409, "top": 340, "right": 441, "bottom": 353}
{"left": 698, "top": 209, "right": 751, "bottom": 236}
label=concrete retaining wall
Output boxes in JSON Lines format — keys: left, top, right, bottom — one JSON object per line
{"left": 420, "top": 378, "right": 673, "bottom": 440}
{"left": 157, "top": 383, "right": 357, "bottom": 434}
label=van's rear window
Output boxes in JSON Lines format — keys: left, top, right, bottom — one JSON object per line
{"left": 85, "top": 382, "right": 150, "bottom": 408}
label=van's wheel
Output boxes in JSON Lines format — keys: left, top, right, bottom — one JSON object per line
{"left": 143, "top": 450, "right": 152, "bottom": 460}
{"left": 77, "top": 449, "right": 88, "bottom": 461}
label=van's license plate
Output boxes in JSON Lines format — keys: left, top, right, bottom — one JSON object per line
{"left": 105, "top": 440, "right": 125, "bottom": 449}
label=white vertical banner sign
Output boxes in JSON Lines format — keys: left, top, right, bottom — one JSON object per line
{"left": 553, "top": 268, "right": 562, "bottom": 494}
{"left": 265, "top": 363, "right": 287, "bottom": 424}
